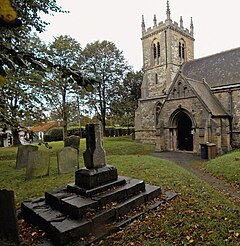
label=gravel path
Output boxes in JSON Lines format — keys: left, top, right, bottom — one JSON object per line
{"left": 151, "top": 151, "right": 240, "bottom": 205}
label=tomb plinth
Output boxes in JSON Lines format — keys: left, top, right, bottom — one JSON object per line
{"left": 75, "top": 165, "right": 118, "bottom": 189}
{"left": 21, "top": 123, "right": 168, "bottom": 246}
{"left": 74, "top": 124, "right": 118, "bottom": 190}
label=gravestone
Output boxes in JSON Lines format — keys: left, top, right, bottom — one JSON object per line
{"left": 25, "top": 150, "right": 50, "bottom": 180}
{"left": 75, "top": 123, "right": 117, "bottom": 189}
{"left": 64, "top": 135, "right": 80, "bottom": 153}
{"left": 57, "top": 147, "right": 78, "bottom": 174}
{"left": 83, "top": 124, "right": 106, "bottom": 169}
{"left": 0, "top": 190, "right": 20, "bottom": 245}
{"left": 16, "top": 145, "right": 38, "bottom": 169}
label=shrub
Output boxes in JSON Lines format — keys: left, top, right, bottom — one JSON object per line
{"left": 45, "top": 127, "right": 63, "bottom": 142}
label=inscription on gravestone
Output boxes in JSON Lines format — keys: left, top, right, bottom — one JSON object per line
{"left": 16, "top": 145, "right": 38, "bottom": 169}
{"left": 57, "top": 147, "right": 78, "bottom": 174}
{"left": 0, "top": 190, "right": 20, "bottom": 245}
{"left": 25, "top": 150, "right": 50, "bottom": 180}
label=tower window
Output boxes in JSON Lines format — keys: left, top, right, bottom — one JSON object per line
{"left": 179, "top": 39, "right": 186, "bottom": 63}
{"left": 153, "top": 44, "right": 157, "bottom": 59}
{"left": 182, "top": 44, "right": 185, "bottom": 60}
{"left": 157, "top": 42, "right": 160, "bottom": 58}
{"left": 152, "top": 40, "right": 161, "bottom": 66}
{"left": 179, "top": 42, "right": 182, "bottom": 58}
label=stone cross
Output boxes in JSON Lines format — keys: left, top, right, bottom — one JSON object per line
{"left": 83, "top": 123, "right": 106, "bottom": 169}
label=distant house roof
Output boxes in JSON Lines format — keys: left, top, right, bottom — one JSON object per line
{"left": 28, "top": 121, "right": 59, "bottom": 133}
{"left": 182, "top": 47, "right": 240, "bottom": 88}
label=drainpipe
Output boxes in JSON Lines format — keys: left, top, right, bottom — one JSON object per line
{"left": 228, "top": 90, "right": 233, "bottom": 146}
{"left": 164, "top": 30, "right": 168, "bottom": 68}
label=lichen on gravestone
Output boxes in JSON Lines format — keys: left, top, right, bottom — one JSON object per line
{"left": 57, "top": 147, "right": 78, "bottom": 174}
{"left": 16, "top": 145, "right": 38, "bottom": 169}
{"left": 25, "top": 150, "right": 50, "bottom": 180}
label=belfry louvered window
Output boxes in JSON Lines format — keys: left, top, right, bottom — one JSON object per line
{"left": 179, "top": 39, "right": 185, "bottom": 63}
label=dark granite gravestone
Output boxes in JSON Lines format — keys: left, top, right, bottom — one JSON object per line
{"left": 25, "top": 150, "right": 50, "bottom": 180}
{"left": 83, "top": 124, "right": 106, "bottom": 169}
{"left": 0, "top": 190, "right": 20, "bottom": 245}
{"left": 76, "top": 124, "right": 117, "bottom": 189}
{"left": 16, "top": 145, "right": 38, "bottom": 169}
{"left": 57, "top": 147, "right": 78, "bottom": 174}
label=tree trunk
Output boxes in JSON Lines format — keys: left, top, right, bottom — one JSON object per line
{"left": 62, "top": 104, "right": 68, "bottom": 143}
{"left": 12, "top": 128, "right": 21, "bottom": 146}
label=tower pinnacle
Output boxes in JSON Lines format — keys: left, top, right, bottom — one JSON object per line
{"left": 153, "top": 14, "right": 157, "bottom": 26}
{"left": 190, "top": 17, "right": 194, "bottom": 36}
{"left": 141, "top": 15, "right": 146, "bottom": 33}
{"left": 166, "top": 0, "right": 171, "bottom": 20}
{"left": 180, "top": 16, "right": 183, "bottom": 28}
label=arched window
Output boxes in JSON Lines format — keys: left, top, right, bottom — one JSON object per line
{"left": 157, "top": 42, "right": 161, "bottom": 63}
{"left": 178, "top": 39, "right": 186, "bottom": 63}
{"left": 155, "top": 102, "right": 162, "bottom": 126}
{"left": 153, "top": 43, "right": 157, "bottom": 59}
{"left": 152, "top": 40, "right": 161, "bottom": 66}
{"left": 183, "top": 86, "right": 188, "bottom": 97}
{"left": 178, "top": 81, "right": 182, "bottom": 97}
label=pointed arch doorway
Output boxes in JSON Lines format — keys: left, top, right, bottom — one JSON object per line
{"left": 177, "top": 113, "right": 193, "bottom": 151}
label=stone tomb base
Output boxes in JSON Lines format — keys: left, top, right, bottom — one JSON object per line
{"left": 21, "top": 166, "right": 173, "bottom": 245}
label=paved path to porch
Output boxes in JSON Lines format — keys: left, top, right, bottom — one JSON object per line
{"left": 151, "top": 151, "right": 240, "bottom": 205}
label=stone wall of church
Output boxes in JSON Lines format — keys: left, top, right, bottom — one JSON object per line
{"left": 155, "top": 95, "right": 231, "bottom": 154}
{"left": 214, "top": 89, "right": 240, "bottom": 148}
{"left": 170, "top": 30, "right": 194, "bottom": 64}
{"left": 156, "top": 96, "right": 210, "bottom": 153}
{"left": 135, "top": 97, "right": 165, "bottom": 144}
{"left": 142, "top": 67, "right": 168, "bottom": 98}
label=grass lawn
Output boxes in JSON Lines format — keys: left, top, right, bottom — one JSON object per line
{"left": 0, "top": 136, "right": 239, "bottom": 245}
{"left": 204, "top": 149, "right": 240, "bottom": 187}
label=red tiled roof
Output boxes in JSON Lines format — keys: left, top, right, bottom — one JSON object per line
{"left": 28, "top": 121, "right": 59, "bottom": 133}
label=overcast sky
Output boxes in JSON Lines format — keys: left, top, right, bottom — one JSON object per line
{"left": 39, "top": 0, "right": 240, "bottom": 71}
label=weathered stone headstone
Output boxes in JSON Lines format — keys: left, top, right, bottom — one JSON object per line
{"left": 64, "top": 135, "right": 80, "bottom": 153}
{"left": 83, "top": 124, "right": 106, "bottom": 169}
{"left": 57, "top": 147, "right": 78, "bottom": 174}
{"left": 0, "top": 190, "right": 20, "bottom": 245}
{"left": 16, "top": 145, "right": 38, "bottom": 169}
{"left": 25, "top": 150, "right": 50, "bottom": 180}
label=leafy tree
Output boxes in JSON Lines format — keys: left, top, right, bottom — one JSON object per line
{"left": 0, "top": 1, "right": 97, "bottom": 92}
{"left": 0, "top": 0, "right": 64, "bottom": 85}
{"left": 0, "top": 1, "right": 98, "bottom": 145}
{"left": 0, "top": 33, "right": 48, "bottom": 145}
{"left": 110, "top": 70, "right": 142, "bottom": 126}
{"left": 43, "top": 35, "right": 84, "bottom": 140}
{"left": 82, "top": 40, "right": 131, "bottom": 132}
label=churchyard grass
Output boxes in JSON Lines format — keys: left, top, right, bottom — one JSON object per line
{"left": 204, "top": 150, "right": 240, "bottom": 186}
{"left": 0, "top": 135, "right": 239, "bottom": 244}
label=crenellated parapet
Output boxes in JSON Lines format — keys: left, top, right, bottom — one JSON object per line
{"left": 141, "top": 0, "right": 194, "bottom": 41}
{"left": 142, "top": 16, "right": 194, "bottom": 41}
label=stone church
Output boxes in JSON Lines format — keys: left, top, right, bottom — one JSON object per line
{"left": 135, "top": 1, "right": 240, "bottom": 155}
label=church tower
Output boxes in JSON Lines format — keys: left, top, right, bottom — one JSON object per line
{"left": 141, "top": 0, "right": 194, "bottom": 98}
{"left": 135, "top": 1, "right": 195, "bottom": 144}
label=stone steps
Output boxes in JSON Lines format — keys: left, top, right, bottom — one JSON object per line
{"left": 21, "top": 177, "right": 161, "bottom": 245}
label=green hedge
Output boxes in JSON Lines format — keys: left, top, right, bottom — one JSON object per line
{"left": 44, "top": 127, "right": 135, "bottom": 142}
